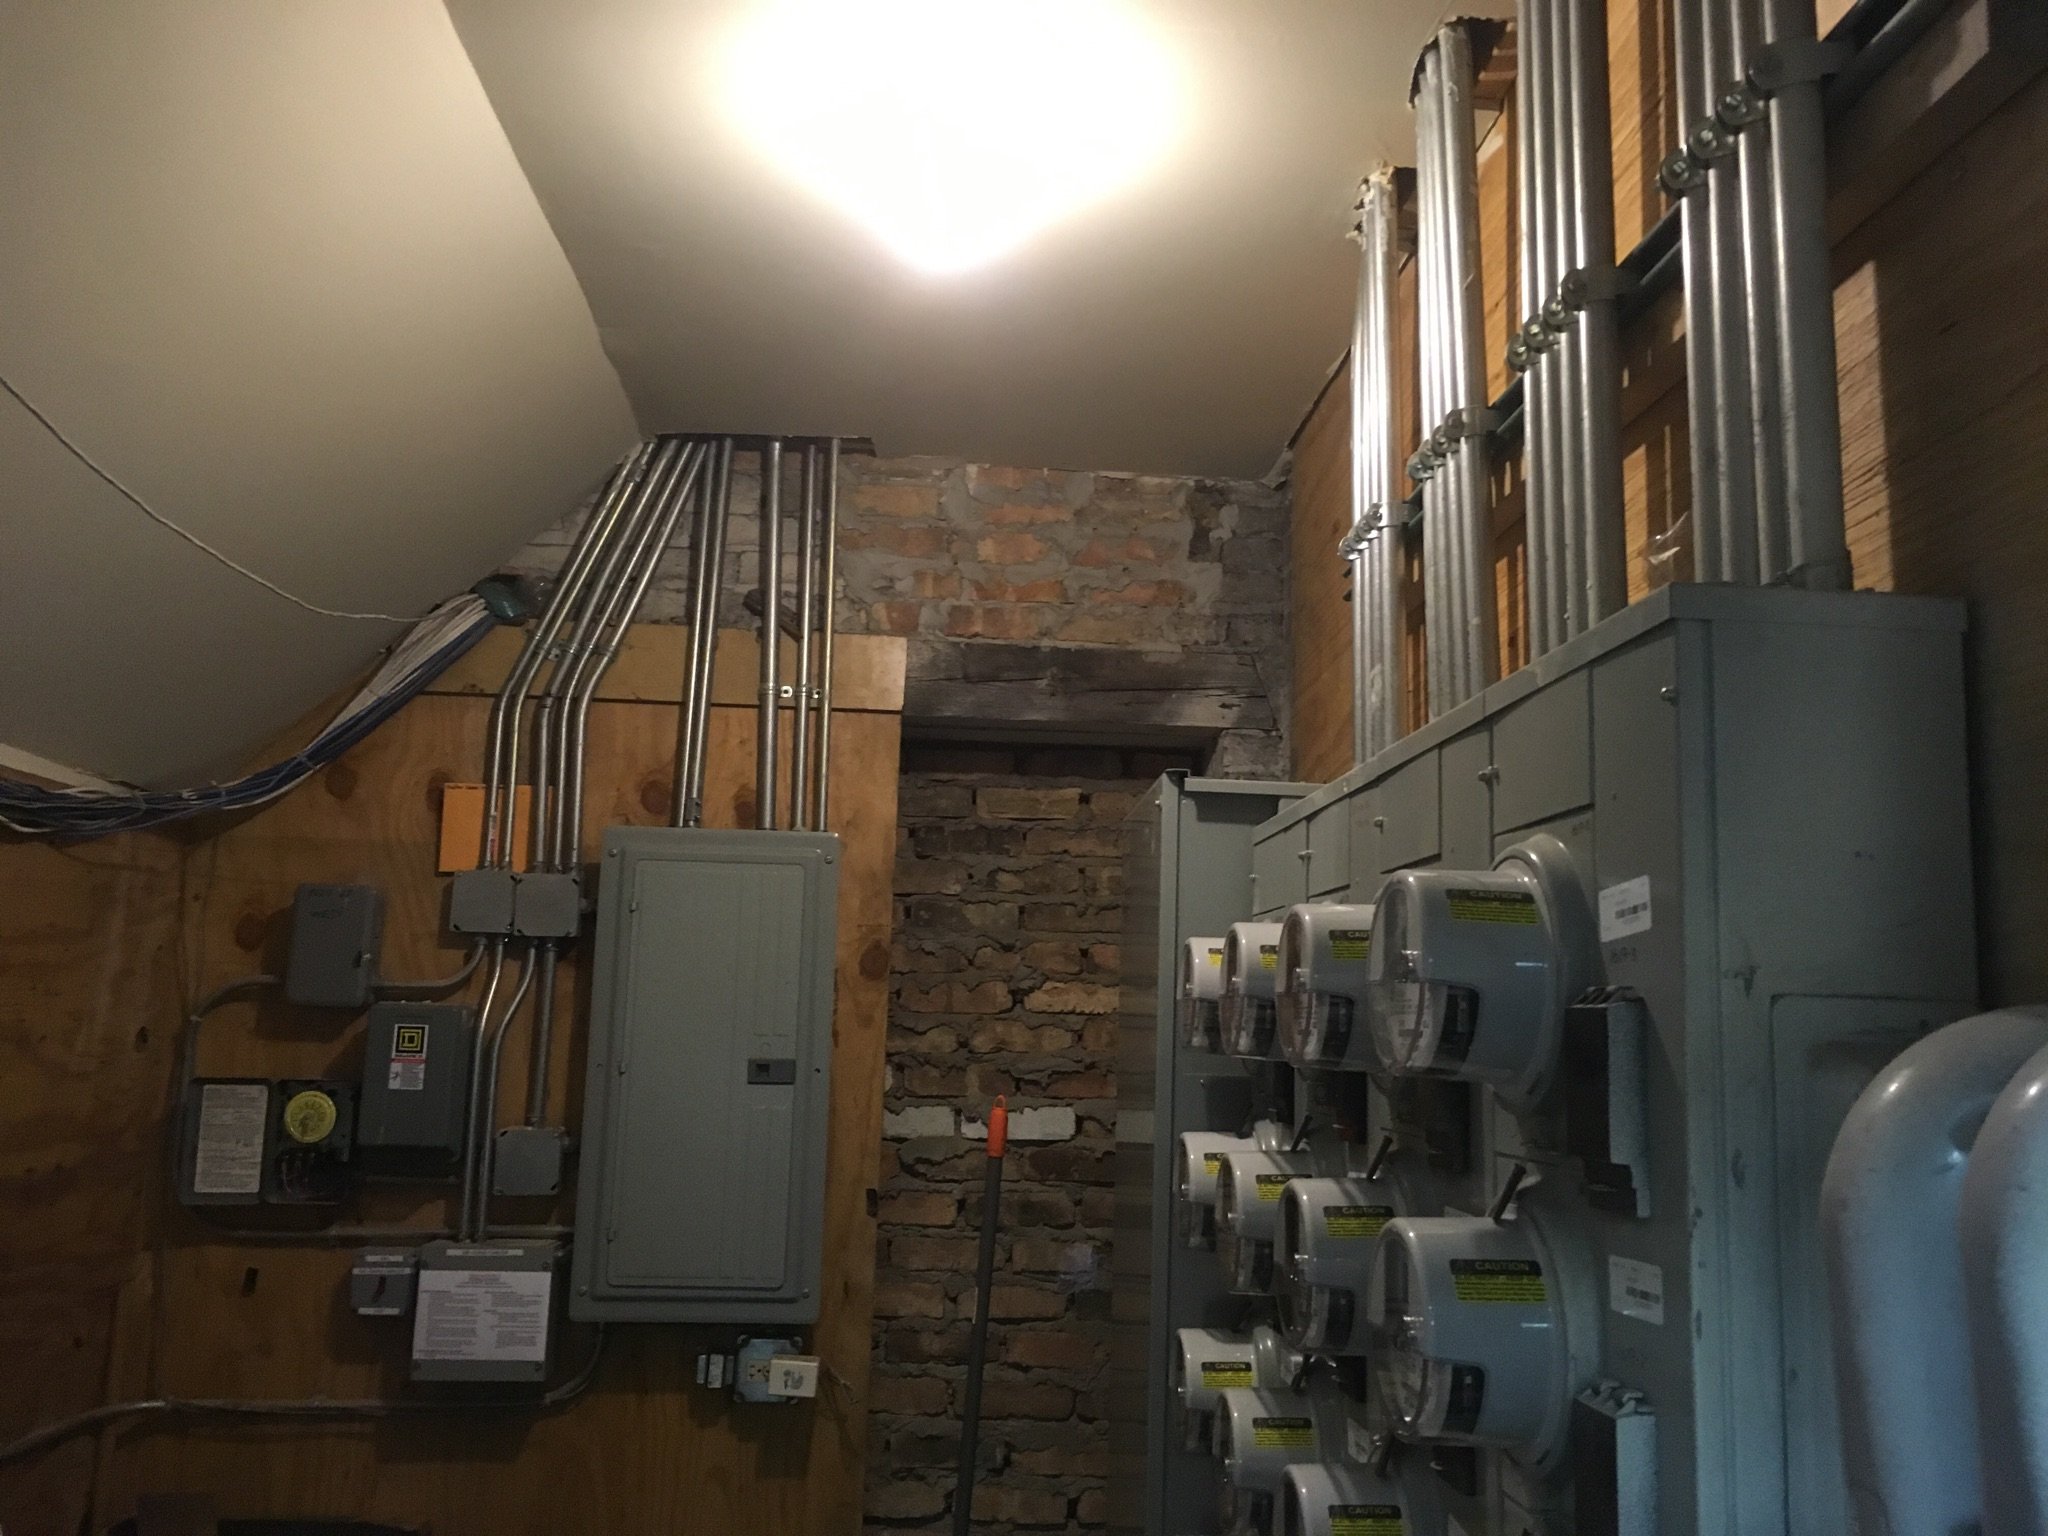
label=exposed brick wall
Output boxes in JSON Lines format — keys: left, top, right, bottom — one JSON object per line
{"left": 866, "top": 743, "right": 1193, "bottom": 1534}
{"left": 509, "top": 450, "right": 1291, "bottom": 774}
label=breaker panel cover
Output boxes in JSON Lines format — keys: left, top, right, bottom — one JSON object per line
{"left": 571, "top": 827, "right": 840, "bottom": 1323}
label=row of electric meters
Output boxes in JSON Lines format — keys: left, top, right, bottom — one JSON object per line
{"left": 1165, "top": 834, "right": 1636, "bottom": 1535}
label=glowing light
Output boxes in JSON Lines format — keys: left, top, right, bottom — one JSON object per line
{"left": 720, "top": 0, "right": 1183, "bottom": 274}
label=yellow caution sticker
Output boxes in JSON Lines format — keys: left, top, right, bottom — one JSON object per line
{"left": 282, "top": 1089, "right": 338, "bottom": 1146}
{"left": 1449, "top": 1257, "right": 1548, "bottom": 1304}
{"left": 1207, "top": 947, "right": 1225, "bottom": 962}
{"left": 1329, "top": 1504, "right": 1404, "bottom": 1536}
{"left": 1259, "top": 944, "right": 1279, "bottom": 970}
{"left": 1256, "top": 1173, "right": 1292, "bottom": 1202}
{"left": 1446, "top": 888, "right": 1539, "bottom": 924}
{"left": 1200, "top": 1359, "right": 1255, "bottom": 1389}
{"left": 1250, "top": 1415, "right": 1315, "bottom": 1450}
{"left": 1329, "top": 929, "right": 1372, "bottom": 962}
{"left": 1203, "top": 1153, "right": 1222, "bottom": 1176}
{"left": 1322, "top": 1204, "right": 1395, "bottom": 1240}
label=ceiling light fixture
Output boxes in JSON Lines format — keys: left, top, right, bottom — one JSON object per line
{"left": 721, "top": 0, "right": 1184, "bottom": 275}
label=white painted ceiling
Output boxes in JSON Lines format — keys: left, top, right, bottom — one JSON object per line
{"left": 447, "top": 0, "right": 1498, "bottom": 479}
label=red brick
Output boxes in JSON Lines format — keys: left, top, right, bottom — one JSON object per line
{"left": 1076, "top": 1488, "right": 1108, "bottom": 1524}
{"left": 911, "top": 568, "right": 962, "bottom": 598}
{"left": 983, "top": 501, "right": 1074, "bottom": 525}
{"left": 1012, "top": 1237, "right": 1096, "bottom": 1274}
{"left": 845, "top": 523, "right": 949, "bottom": 557}
{"left": 1001, "top": 1330, "right": 1106, "bottom": 1371}
{"left": 975, "top": 530, "right": 1050, "bottom": 564}
{"left": 967, "top": 1020, "right": 1075, "bottom": 1053}
{"left": 853, "top": 482, "right": 942, "bottom": 519}
{"left": 1086, "top": 943, "right": 1120, "bottom": 971}
{"left": 1023, "top": 981, "right": 1117, "bottom": 1015}
{"left": 1045, "top": 1069, "right": 1116, "bottom": 1100}
{"left": 981, "top": 1284, "right": 1067, "bottom": 1321}
{"left": 972, "top": 1379, "right": 1076, "bottom": 1421}
{"left": 1023, "top": 827, "right": 1123, "bottom": 858}
{"left": 865, "top": 1478, "right": 948, "bottom": 1521}
{"left": 942, "top": 605, "right": 1047, "bottom": 640}
{"left": 979, "top": 787, "right": 1083, "bottom": 820}
{"left": 971, "top": 576, "right": 1068, "bottom": 603}
{"left": 887, "top": 1327, "right": 969, "bottom": 1365}
{"left": 873, "top": 1281, "right": 947, "bottom": 1319}
{"left": 878, "top": 1190, "right": 960, "bottom": 1227}
{"left": 1088, "top": 579, "right": 1189, "bottom": 607}
{"left": 899, "top": 979, "right": 1012, "bottom": 1014}
{"left": 870, "top": 1372, "right": 952, "bottom": 1416}
{"left": 1052, "top": 612, "right": 1156, "bottom": 645}
{"left": 1072, "top": 534, "right": 1164, "bottom": 567}
{"left": 1011, "top": 1443, "right": 1108, "bottom": 1477}
{"left": 971, "top": 1485, "right": 1070, "bottom": 1526}
{"left": 1021, "top": 939, "right": 1083, "bottom": 975}
{"left": 871, "top": 600, "right": 924, "bottom": 634}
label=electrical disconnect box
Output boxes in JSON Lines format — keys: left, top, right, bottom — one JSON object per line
{"left": 1114, "top": 588, "right": 1979, "bottom": 1536}
{"left": 285, "top": 882, "right": 383, "bottom": 1009}
{"left": 179, "top": 1077, "right": 357, "bottom": 1210}
{"left": 356, "top": 1002, "right": 475, "bottom": 1173}
{"left": 570, "top": 827, "right": 840, "bottom": 1324}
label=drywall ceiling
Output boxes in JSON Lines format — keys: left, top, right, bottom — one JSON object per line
{"left": 448, "top": 0, "right": 1504, "bottom": 479}
{"left": 0, "top": 1, "right": 639, "bottom": 787}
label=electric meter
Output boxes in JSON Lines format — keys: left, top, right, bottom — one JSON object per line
{"left": 1363, "top": 834, "right": 1593, "bottom": 1110}
{"left": 1221, "top": 921, "right": 1285, "bottom": 1057}
{"left": 1276, "top": 903, "right": 1377, "bottom": 1070}
{"left": 1180, "top": 936, "right": 1229, "bottom": 1051}
{"left": 1277, "top": 1173, "right": 1403, "bottom": 1353}
{"left": 1281, "top": 1461, "right": 1431, "bottom": 1536}
{"left": 1366, "top": 1215, "right": 1574, "bottom": 1464}
{"left": 1174, "top": 1324, "right": 1298, "bottom": 1452}
{"left": 1215, "top": 1148, "right": 1315, "bottom": 1293}
{"left": 1214, "top": 1386, "right": 1332, "bottom": 1536}
{"left": 1177, "top": 1122, "right": 1291, "bottom": 1248}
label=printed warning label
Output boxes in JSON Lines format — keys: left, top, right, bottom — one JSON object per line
{"left": 388, "top": 1021, "right": 429, "bottom": 1092}
{"left": 1258, "top": 944, "right": 1279, "bottom": 970}
{"left": 1445, "top": 888, "right": 1539, "bottom": 924}
{"left": 1322, "top": 1204, "right": 1395, "bottom": 1240}
{"left": 1207, "top": 947, "right": 1224, "bottom": 963}
{"left": 1199, "top": 1359, "right": 1255, "bottom": 1389}
{"left": 1202, "top": 1153, "right": 1222, "bottom": 1176}
{"left": 1250, "top": 1415, "right": 1315, "bottom": 1450}
{"left": 412, "top": 1266, "right": 551, "bottom": 1364}
{"left": 1329, "top": 929, "right": 1372, "bottom": 962}
{"left": 192, "top": 1082, "right": 268, "bottom": 1196}
{"left": 1449, "top": 1257, "right": 1548, "bottom": 1305}
{"left": 1599, "top": 876, "right": 1653, "bottom": 941}
{"left": 1329, "top": 1505, "right": 1405, "bottom": 1536}
{"left": 388, "top": 1060, "right": 427, "bottom": 1092}
{"left": 1256, "top": 1172, "right": 1292, "bottom": 1202}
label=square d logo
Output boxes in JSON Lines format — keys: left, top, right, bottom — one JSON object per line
{"left": 393, "top": 1025, "right": 428, "bottom": 1057}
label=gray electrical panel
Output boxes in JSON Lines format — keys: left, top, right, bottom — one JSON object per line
{"left": 570, "top": 826, "right": 839, "bottom": 1323}
{"left": 357, "top": 1002, "right": 475, "bottom": 1171}
{"left": 1110, "top": 774, "right": 1313, "bottom": 1536}
{"left": 1129, "top": 586, "right": 1979, "bottom": 1536}
{"left": 285, "top": 882, "right": 382, "bottom": 1008}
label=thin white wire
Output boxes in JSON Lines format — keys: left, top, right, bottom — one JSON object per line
{"left": 2, "top": 368, "right": 416, "bottom": 623}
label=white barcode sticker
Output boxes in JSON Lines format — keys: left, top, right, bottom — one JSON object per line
{"left": 1599, "top": 876, "right": 1654, "bottom": 941}
{"left": 1609, "top": 1254, "right": 1666, "bottom": 1326}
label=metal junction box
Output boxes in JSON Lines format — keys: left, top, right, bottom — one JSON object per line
{"left": 570, "top": 827, "right": 839, "bottom": 1323}
{"left": 357, "top": 1002, "right": 475, "bottom": 1172}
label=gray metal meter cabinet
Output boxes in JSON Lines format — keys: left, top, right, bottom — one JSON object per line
{"left": 570, "top": 826, "right": 839, "bottom": 1323}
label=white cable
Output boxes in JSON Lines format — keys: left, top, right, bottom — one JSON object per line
{"left": 2, "top": 369, "right": 417, "bottom": 623}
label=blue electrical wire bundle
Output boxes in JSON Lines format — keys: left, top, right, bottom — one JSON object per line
{"left": 0, "top": 594, "right": 497, "bottom": 838}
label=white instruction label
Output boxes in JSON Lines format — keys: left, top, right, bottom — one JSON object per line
{"left": 1599, "top": 876, "right": 1654, "bottom": 942}
{"left": 412, "top": 1266, "right": 552, "bottom": 1363}
{"left": 1609, "top": 1255, "right": 1666, "bottom": 1326}
{"left": 192, "top": 1082, "right": 269, "bottom": 1196}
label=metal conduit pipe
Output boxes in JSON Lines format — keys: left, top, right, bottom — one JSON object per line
{"left": 1521, "top": 0, "right": 1563, "bottom": 654}
{"left": 1368, "top": 178, "right": 1402, "bottom": 753}
{"left": 530, "top": 438, "right": 686, "bottom": 870}
{"left": 1703, "top": 0, "right": 1762, "bottom": 585}
{"left": 1670, "top": 0, "right": 1723, "bottom": 581}
{"left": 809, "top": 439, "right": 841, "bottom": 831}
{"left": 790, "top": 443, "right": 821, "bottom": 829}
{"left": 557, "top": 441, "right": 707, "bottom": 865}
{"left": 1414, "top": 59, "right": 1449, "bottom": 718}
{"left": 1535, "top": 0, "right": 1572, "bottom": 645}
{"left": 524, "top": 943, "right": 558, "bottom": 1128}
{"left": 540, "top": 439, "right": 692, "bottom": 869}
{"left": 1733, "top": 0, "right": 1792, "bottom": 582}
{"left": 464, "top": 944, "right": 537, "bottom": 1239}
{"left": 1761, "top": 0, "right": 1850, "bottom": 589}
{"left": 455, "top": 937, "right": 511, "bottom": 1240}
{"left": 681, "top": 438, "right": 737, "bottom": 828}
{"left": 1564, "top": 0, "right": 1627, "bottom": 624}
{"left": 1960, "top": 1029, "right": 2048, "bottom": 1535}
{"left": 669, "top": 449, "right": 716, "bottom": 828}
{"left": 1438, "top": 23, "right": 1496, "bottom": 694}
{"left": 1347, "top": 203, "right": 1373, "bottom": 767}
{"left": 1422, "top": 45, "right": 1465, "bottom": 708}
{"left": 1435, "top": 45, "right": 1473, "bottom": 704}
{"left": 1514, "top": 0, "right": 1550, "bottom": 660}
{"left": 482, "top": 443, "right": 651, "bottom": 867}
{"left": 1821, "top": 1009, "right": 2048, "bottom": 1536}
{"left": 756, "top": 439, "right": 785, "bottom": 830}
{"left": 1545, "top": 0, "right": 1586, "bottom": 636}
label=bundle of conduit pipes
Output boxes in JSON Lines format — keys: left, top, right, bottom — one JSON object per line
{"left": 463, "top": 433, "right": 842, "bottom": 1244}
{"left": 1342, "top": 169, "right": 1401, "bottom": 763}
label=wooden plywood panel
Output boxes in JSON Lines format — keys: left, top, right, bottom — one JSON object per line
{"left": 1289, "top": 362, "right": 1357, "bottom": 783}
{"left": 0, "top": 637, "right": 903, "bottom": 1535}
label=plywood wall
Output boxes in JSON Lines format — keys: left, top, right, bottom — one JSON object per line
{"left": 1286, "top": 8, "right": 2048, "bottom": 1004}
{"left": 0, "top": 629, "right": 905, "bottom": 1535}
